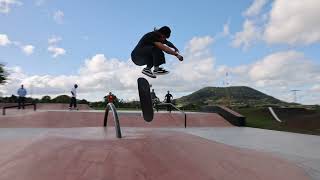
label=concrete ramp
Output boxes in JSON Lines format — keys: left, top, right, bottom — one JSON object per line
{"left": 0, "top": 111, "right": 232, "bottom": 128}
{"left": 0, "top": 128, "right": 309, "bottom": 180}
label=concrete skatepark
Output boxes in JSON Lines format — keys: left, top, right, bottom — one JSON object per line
{"left": 0, "top": 103, "right": 319, "bottom": 180}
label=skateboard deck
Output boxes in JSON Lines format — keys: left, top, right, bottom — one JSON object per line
{"left": 137, "top": 77, "right": 154, "bottom": 122}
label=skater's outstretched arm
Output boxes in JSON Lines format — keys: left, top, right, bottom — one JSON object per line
{"left": 154, "top": 42, "right": 183, "bottom": 61}
{"left": 164, "top": 40, "right": 179, "bottom": 53}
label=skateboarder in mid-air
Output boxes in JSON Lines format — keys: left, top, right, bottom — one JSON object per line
{"left": 131, "top": 26, "right": 183, "bottom": 78}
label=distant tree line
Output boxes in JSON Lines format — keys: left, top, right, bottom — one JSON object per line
{"left": 89, "top": 98, "right": 141, "bottom": 109}
{"left": 0, "top": 95, "right": 89, "bottom": 104}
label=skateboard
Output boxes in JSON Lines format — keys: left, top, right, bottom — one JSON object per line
{"left": 137, "top": 77, "right": 154, "bottom": 122}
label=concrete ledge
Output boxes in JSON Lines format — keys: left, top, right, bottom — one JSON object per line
{"left": 200, "top": 105, "right": 246, "bottom": 126}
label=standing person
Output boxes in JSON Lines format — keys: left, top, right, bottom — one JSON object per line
{"left": 165, "top": 91, "right": 173, "bottom": 112}
{"left": 17, "top": 84, "right": 27, "bottom": 109}
{"left": 104, "top": 92, "right": 117, "bottom": 104}
{"left": 69, "top": 84, "right": 78, "bottom": 110}
{"left": 150, "top": 89, "right": 158, "bottom": 101}
{"left": 151, "top": 89, "right": 160, "bottom": 111}
{"left": 131, "top": 26, "right": 183, "bottom": 78}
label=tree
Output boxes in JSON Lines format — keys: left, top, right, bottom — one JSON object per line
{"left": 8, "top": 95, "right": 18, "bottom": 103}
{"left": 52, "top": 95, "right": 70, "bottom": 103}
{"left": 78, "top": 99, "right": 89, "bottom": 104}
{"left": 41, "top": 95, "right": 51, "bottom": 103}
{"left": 0, "top": 64, "right": 8, "bottom": 85}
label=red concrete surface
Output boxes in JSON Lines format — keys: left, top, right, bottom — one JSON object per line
{"left": 0, "top": 111, "right": 232, "bottom": 128}
{"left": 0, "top": 130, "right": 309, "bottom": 180}
{"left": 37, "top": 103, "right": 92, "bottom": 110}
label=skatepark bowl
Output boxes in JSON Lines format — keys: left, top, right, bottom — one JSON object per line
{"left": 0, "top": 103, "right": 319, "bottom": 180}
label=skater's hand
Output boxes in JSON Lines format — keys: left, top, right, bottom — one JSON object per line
{"left": 176, "top": 54, "right": 183, "bottom": 61}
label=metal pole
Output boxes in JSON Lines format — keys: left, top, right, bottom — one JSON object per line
{"left": 104, "top": 107, "right": 109, "bottom": 127}
{"left": 103, "top": 103, "right": 122, "bottom": 138}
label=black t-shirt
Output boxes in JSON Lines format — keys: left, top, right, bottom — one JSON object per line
{"left": 134, "top": 31, "right": 162, "bottom": 50}
{"left": 165, "top": 93, "right": 173, "bottom": 102}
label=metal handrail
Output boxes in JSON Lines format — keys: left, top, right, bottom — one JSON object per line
{"left": 103, "top": 103, "right": 122, "bottom": 138}
{"left": 156, "top": 103, "right": 187, "bottom": 128}
{"left": 268, "top": 107, "right": 283, "bottom": 123}
{"left": 2, "top": 103, "right": 37, "bottom": 115}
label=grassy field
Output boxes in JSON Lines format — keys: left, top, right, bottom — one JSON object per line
{"left": 236, "top": 108, "right": 320, "bottom": 136}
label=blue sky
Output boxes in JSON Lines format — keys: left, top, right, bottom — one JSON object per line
{"left": 0, "top": 0, "right": 320, "bottom": 104}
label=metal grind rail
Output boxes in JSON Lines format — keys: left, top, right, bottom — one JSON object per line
{"left": 2, "top": 103, "right": 37, "bottom": 115}
{"left": 156, "top": 103, "right": 187, "bottom": 128}
{"left": 268, "top": 107, "right": 283, "bottom": 123}
{"left": 103, "top": 103, "right": 122, "bottom": 138}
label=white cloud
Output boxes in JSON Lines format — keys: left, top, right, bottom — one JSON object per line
{"left": 47, "top": 36, "right": 66, "bottom": 58}
{"left": 48, "top": 46, "right": 66, "bottom": 58}
{"left": 48, "top": 36, "right": 62, "bottom": 44}
{"left": 22, "top": 45, "right": 34, "bottom": 55}
{"left": 244, "top": 0, "right": 269, "bottom": 17}
{"left": 0, "top": 34, "right": 11, "bottom": 46}
{"left": 232, "top": 20, "right": 261, "bottom": 49}
{"left": 248, "top": 51, "right": 319, "bottom": 84}
{"left": 0, "top": 34, "right": 35, "bottom": 55}
{"left": 53, "top": 10, "right": 64, "bottom": 24}
{"left": 264, "top": 0, "right": 320, "bottom": 45}
{"left": 0, "top": 0, "right": 21, "bottom": 13}
{"left": 219, "top": 51, "right": 320, "bottom": 89}
{"left": 185, "top": 36, "right": 214, "bottom": 54}
{"left": 231, "top": 0, "right": 268, "bottom": 49}
{"left": 173, "top": 36, "right": 216, "bottom": 83}
{"left": 234, "top": 0, "right": 320, "bottom": 48}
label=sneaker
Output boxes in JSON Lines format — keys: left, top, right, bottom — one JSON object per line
{"left": 153, "top": 67, "right": 169, "bottom": 75}
{"left": 142, "top": 68, "right": 156, "bottom": 78}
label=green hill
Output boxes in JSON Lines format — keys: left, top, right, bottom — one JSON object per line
{"left": 176, "top": 86, "right": 292, "bottom": 108}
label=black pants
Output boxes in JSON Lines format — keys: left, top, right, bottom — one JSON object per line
{"left": 166, "top": 100, "right": 172, "bottom": 112}
{"left": 69, "top": 97, "right": 77, "bottom": 108}
{"left": 131, "top": 46, "right": 165, "bottom": 68}
{"left": 18, "top": 97, "right": 25, "bottom": 109}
